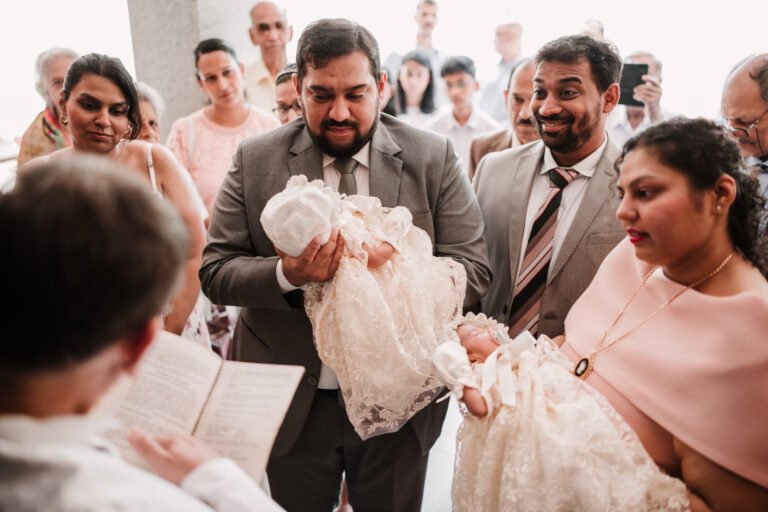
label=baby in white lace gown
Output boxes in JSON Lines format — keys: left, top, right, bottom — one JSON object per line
{"left": 261, "top": 175, "right": 467, "bottom": 439}
{"left": 433, "top": 314, "right": 689, "bottom": 512}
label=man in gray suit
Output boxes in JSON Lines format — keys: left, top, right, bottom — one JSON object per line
{"left": 200, "top": 18, "right": 490, "bottom": 512}
{"left": 475, "top": 35, "right": 626, "bottom": 338}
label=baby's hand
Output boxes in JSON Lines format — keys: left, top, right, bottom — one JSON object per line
{"left": 363, "top": 241, "right": 394, "bottom": 268}
{"left": 461, "top": 387, "right": 489, "bottom": 417}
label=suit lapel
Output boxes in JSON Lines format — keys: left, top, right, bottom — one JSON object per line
{"left": 548, "top": 142, "right": 620, "bottom": 282}
{"left": 368, "top": 121, "right": 403, "bottom": 207}
{"left": 288, "top": 126, "right": 324, "bottom": 182}
{"left": 508, "top": 144, "right": 545, "bottom": 284}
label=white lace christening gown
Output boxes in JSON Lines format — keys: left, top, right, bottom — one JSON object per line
{"left": 262, "top": 176, "right": 467, "bottom": 439}
{"left": 452, "top": 339, "right": 690, "bottom": 512}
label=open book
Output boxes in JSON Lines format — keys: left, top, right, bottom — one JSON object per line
{"left": 93, "top": 330, "right": 304, "bottom": 481}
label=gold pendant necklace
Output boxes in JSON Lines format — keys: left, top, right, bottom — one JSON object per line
{"left": 573, "top": 251, "right": 735, "bottom": 379}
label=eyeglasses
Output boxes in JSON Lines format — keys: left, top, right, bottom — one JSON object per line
{"left": 723, "top": 108, "right": 768, "bottom": 139}
{"left": 272, "top": 101, "right": 302, "bottom": 118}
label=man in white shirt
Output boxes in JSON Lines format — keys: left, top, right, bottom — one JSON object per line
{"left": 607, "top": 51, "right": 671, "bottom": 149}
{"left": 428, "top": 56, "right": 501, "bottom": 176}
{"left": 478, "top": 22, "right": 524, "bottom": 125}
{"left": 474, "top": 35, "right": 626, "bottom": 337}
{"left": 244, "top": 1, "right": 293, "bottom": 112}
{"left": 0, "top": 158, "right": 281, "bottom": 512}
{"left": 384, "top": 0, "right": 449, "bottom": 107}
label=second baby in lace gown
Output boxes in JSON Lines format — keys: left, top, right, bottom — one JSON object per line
{"left": 433, "top": 314, "right": 689, "bottom": 512}
{"left": 261, "top": 175, "right": 467, "bottom": 439}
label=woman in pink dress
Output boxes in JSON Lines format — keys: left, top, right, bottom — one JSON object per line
{"left": 166, "top": 38, "right": 279, "bottom": 214}
{"left": 560, "top": 118, "right": 768, "bottom": 510}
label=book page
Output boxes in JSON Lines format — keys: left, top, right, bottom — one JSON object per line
{"left": 194, "top": 361, "right": 304, "bottom": 481}
{"left": 92, "top": 330, "right": 222, "bottom": 464}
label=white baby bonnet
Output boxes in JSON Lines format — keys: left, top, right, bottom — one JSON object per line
{"left": 260, "top": 175, "right": 340, "bottom": 257}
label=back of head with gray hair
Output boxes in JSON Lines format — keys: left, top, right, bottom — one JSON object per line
{"left": 137, "top": 81, "right": 166, "bottom": 118}
{"left": 34, "top": 47, "right": 79, "bottom": 101}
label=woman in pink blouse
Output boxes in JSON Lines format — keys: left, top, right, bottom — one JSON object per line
{"left": 167, "top": 38, "right": 279, "bottom": 214}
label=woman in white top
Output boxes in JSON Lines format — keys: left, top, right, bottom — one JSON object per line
{"left": 395, "top": 49, "right": 437, "bottom": 128}
{"left": 167, "top": 39, "right": 279, "bottom": 214}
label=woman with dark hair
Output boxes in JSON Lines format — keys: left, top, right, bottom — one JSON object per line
{"left": 166, "top": 38, "right": 278, "bottom": 214}
{"left": 166, "top": 38, "right": 279, "bottom": 358}
{"left": 559, "top": 117, "right": 768, "bottom": 509}
{"left": 395, "top": 49, "right": 436, "bottom": 127}
{"left": 45, "top": 53, "right": 207, "bottom": 339}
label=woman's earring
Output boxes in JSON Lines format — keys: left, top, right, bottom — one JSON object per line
{"left": 716, "top": 204, "right": 722, "bottom": 213}
{"left": 60, "top": 115, "right": 68, "bottom": 126}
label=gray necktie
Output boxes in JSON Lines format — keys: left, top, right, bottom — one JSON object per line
{"left": 334, "top": 157, "right": 358, "bottom": 196}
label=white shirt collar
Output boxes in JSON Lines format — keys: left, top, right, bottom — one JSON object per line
{"left": 0, "top": 414, "right": 117, "bottom": 444}
{"left": 322, "top": 141, "right": 372, "bottom": 169}
{"left": 541, "top": 135, "right": 608, "bottom": 178}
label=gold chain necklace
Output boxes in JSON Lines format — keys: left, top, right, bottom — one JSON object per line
{"left": 573, "top": 251, "right": 735, "bottom": 379}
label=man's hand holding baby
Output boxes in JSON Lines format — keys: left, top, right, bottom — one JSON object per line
{"left": 276, "top": 228, "right": 346, "bottom": 286}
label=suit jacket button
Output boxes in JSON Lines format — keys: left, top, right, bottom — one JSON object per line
{"left": 543, "top": 312, "right": 557, "bottom": 320}
{"left": 307, "top": 375, "right": 318, "bottom": 386}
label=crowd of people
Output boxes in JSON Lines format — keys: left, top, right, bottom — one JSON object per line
{"left": 2, "top": 0, "right": 768, "bottom": 511}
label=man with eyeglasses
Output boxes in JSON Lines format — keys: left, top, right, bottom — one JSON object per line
{"left": 273, "top": 63, "right": 301, "bottom": 125}
{"left": 722, "top": 54, "right": 768, "bottom": 197}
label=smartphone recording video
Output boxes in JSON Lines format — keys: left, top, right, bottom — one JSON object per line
{"left": 619, "top": 63, "right": 649, "bottom": 107}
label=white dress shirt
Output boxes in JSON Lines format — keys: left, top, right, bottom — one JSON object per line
{"left": 0, "top": 414, "right": 283, "bottom": 512}
{"left": 244, "top": 57, "right": 277, "bottom": 114}
{"left": 275, "top": 142, "right": 372, "bottom": 389}
{"left": 515, "top": 137, "right": 609, "bottom": 285}
{"left": 427, "top": 107, "right": 501, "bottom": 176}
{"left": 606, "top": 105, "right": 673, "bottom": 149}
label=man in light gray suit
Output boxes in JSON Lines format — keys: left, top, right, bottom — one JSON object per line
{"left": 200, "top": 18, "right": 490, "bottom": 512}
{"left": 474, "top": 35, "right": 626, "bottom": 338}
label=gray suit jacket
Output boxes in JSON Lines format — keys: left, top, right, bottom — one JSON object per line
{"left": 474, "top": 139, "right": 625, "bottom": 337}
{"left": 200, "top": 114, "right": 490, "bottom": 455}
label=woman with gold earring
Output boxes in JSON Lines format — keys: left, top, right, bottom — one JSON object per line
{"left": 38, "top": 53, "right": 206, "bottom": 339}
{"left": 560, "top": 118, "right": 768, "bottom": 509}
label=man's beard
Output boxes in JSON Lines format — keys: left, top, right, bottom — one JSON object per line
{"left": 307, "top": 118, "right": 377, "bottom": 158}
{"left": 533, "top": 104, "right": 601, "bottom": 154}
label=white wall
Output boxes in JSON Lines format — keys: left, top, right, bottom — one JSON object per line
{"left": 1, "top": 0, "right": 766, "bottom": 142}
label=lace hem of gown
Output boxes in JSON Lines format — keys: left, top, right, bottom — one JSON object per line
{"left": 451, "top": 339, "right": 690, "bottom": 511}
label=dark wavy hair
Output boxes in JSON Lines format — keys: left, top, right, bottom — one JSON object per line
{"left": 62, "top": 53, "right": 141, "bottom": 140}
{"left": 397, "top": 49, "right": 435, "bottom": 114}
{"left": 535, "top": 35, "right": 622, "bottom": 93}
{"left": 194, "top": 38, "right": 239, "bottom": 71}
{"left": 616, "top": 117, "right": 768, "bottom": 277}
{"left": 295, "top": 18, "right": 380, "bottom": 84}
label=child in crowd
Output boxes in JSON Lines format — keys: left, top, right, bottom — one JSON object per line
{"left": 433, "top": 314, "right": 688, "bottom": 512}
{"left": 261, "top": 175, "right": 466, "bottom": 439}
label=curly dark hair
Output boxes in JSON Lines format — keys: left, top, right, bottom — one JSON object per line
{"left": 295, "top": 18, "right": 380, "bottom": 84}
{"left": 616, "top": 117, "right": 768, "bottom": 277}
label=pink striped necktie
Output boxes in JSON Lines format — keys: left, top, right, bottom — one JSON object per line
{"left": 507, "top": 167, "right": 577, "bottom": 337}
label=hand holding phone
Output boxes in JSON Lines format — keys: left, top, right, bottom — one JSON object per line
{"left": 618, "top": 63, "right": 649, "bottom": 107}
